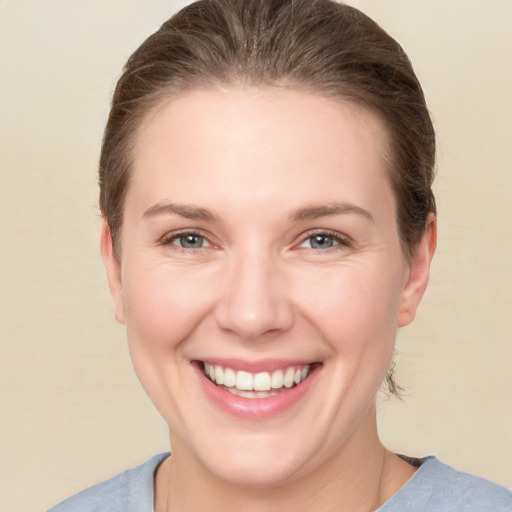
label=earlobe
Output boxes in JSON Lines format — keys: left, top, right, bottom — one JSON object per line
{"left": 100, "top": 221, "right": 126, "bottom": 325}
{"left": 397, "top": 214, "right": 437, "bottom": 327}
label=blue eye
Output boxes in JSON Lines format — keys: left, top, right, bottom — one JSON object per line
{"left": 308, "top": 234, "right": 335, "bottom": 249}
{"left": 161, "top": 231, "right": 211, "bottom": 249}
{"left": 299, "top": 232, "right": 348, "bottom": 250}
{"left": 174, "top": 234, "right": 206, "bottom": 248}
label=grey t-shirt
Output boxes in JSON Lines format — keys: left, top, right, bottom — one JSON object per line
{"left": 48, "top": 453, "right": 512, "bottom": 511}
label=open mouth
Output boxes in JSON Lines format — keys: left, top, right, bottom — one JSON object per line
{"left": 200, "top": 362, "right": 318, "bottom": 399}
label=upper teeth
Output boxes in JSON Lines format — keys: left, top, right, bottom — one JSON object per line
{"left": 204, "top": 363, "right": 311, "bottom": 391}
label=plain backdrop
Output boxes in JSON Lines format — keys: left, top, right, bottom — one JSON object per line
{"left": 0, "top": 1, "right": 511, "bottom": 511}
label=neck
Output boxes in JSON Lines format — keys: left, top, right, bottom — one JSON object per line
{"left": 155, "top": 407, "right": 416, "bottom": 512}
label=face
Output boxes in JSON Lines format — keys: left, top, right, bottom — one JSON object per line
{"left": 102, "top": 87, "right": 434, "bottom": 487}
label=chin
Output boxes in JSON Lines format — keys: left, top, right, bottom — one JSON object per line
{"left": 173, "top": 423, "right": 316, "bottom": 489}
{"left": 200, "top": 442, "right": 309, "bottom": 488}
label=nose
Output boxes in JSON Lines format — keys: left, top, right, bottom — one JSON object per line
{"left": 214, "top": 250, "right": 295, "bottom": 340}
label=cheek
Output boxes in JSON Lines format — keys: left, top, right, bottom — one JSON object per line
{"left": 120, "top": 262, "right": 217, "bottom": 423}
{"left": 293, "top": 262, "right": 403, "bottom": 359}
{"left": 121, "top": 262, "right": 214, "bottom": 352}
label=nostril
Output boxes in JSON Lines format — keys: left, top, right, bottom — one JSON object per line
{"left": 214, "top": 294, "right": 295, "bottom": 341}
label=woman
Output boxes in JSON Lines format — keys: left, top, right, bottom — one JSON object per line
{"left": 49, "top": 0, "right": 512, "bottom": 510}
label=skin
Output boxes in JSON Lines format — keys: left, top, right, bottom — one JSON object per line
{"left": 101, "top": 87, "right": 436, "bottom": 511}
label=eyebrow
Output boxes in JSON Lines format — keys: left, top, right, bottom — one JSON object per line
{"left": 143, "top": 202, "right": 217, "bottom": 221}
{"left": 289, "top": 202, "right": 374, "bottom": 223}
{"left": 142, "top": 200, "right": 373, "bottom": 223}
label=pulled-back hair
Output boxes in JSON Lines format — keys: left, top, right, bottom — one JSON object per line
{"left": 99, "top": 0, "right": 435, "bottom": 265}
{"left": 99, "top": 0, "right": 437, "bottom": 398}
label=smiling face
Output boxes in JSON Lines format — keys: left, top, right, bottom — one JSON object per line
{"left": 102, "top": 87, "right": 434, "bottom": 488}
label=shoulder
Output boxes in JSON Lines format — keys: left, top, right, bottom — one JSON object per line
{"left": 47, "top": 452, "right": 170, "bottom": 512}
{"left": 380, "top": 456, "right": 512, "bottom": 512}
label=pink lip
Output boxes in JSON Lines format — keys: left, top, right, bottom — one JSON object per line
{"left": 192, "top": 361, "right": 321, "bottom": 420}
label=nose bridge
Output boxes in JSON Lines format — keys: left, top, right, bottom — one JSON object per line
{"left": 215, "top": 244, "right": 294, "bottom": 340}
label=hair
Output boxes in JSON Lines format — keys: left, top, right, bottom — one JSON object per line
{"left": 99, "top": 0, "right": 436, "bottom": 395}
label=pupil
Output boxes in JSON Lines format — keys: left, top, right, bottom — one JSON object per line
{"left": 181, "top": 234, "right": 202, "bottom": 248}
{"left": 312, "top": 235, "right": 333, "bottom": 249}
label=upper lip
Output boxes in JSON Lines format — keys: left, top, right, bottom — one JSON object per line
{"left": 194, "top": 358, "right": 318, "bottom": 373}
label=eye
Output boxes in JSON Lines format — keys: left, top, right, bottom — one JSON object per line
{"left": 175, "top": 233, "right": 207, "bottom": 248}
{"left": 298, "top": 231, "right": 349, "bottom": 250}
{"left": 161, "top": 231, "right": 212, "bottom": 249}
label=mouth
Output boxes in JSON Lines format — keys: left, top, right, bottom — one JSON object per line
{"left": 193, "top": 359, "right": 321, "bottom": 419}
{"left": 200, "top": 361, "right": 317, "bottom": 399}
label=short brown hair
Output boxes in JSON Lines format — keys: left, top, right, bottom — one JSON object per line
{"left": 99, "top": 0, "right": 435, "bottom": 262}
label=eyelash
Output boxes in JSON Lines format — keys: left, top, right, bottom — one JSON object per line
{"left": 160, "top": 229, "right": 213, "bottom": 250}
{"left": 297, "top": 230, "right": 351, "bottom": 251}
{"left": 160, "top": 228, "right": 351, "bottom": 253}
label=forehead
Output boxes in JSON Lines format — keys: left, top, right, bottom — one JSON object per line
{"left": 128, "top": 87, "right": 394, "bottom": 219}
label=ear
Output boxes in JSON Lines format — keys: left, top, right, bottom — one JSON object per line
{"left": 397, "top": 214, "right": 437, "bottom": 327}
{"left": 100, "top": 220, "right": 126, "bottom": 325}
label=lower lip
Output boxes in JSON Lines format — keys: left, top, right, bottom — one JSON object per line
{"left": 193, "top": 363, "right": 320, "bottom": 420}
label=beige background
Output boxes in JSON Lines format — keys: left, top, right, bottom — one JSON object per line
{"left": 0, "top": 1, "right": 510, "bottom": 511}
